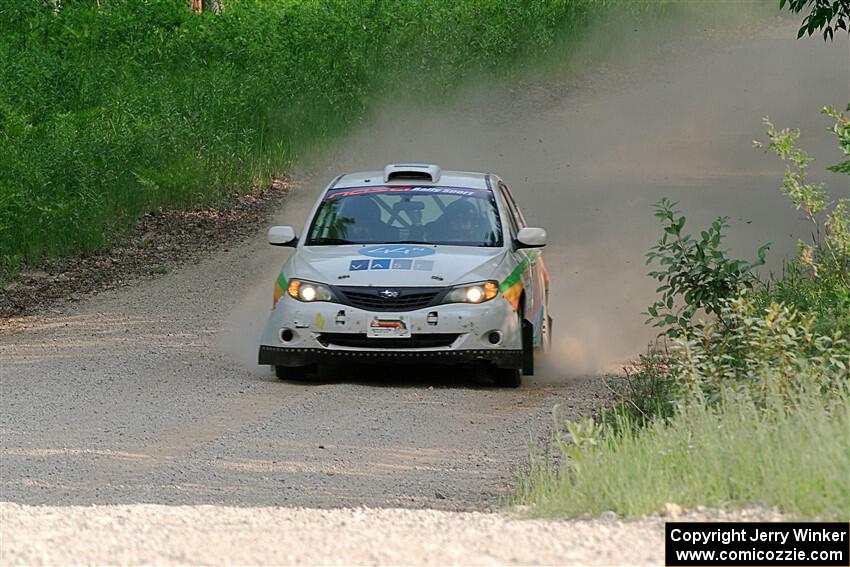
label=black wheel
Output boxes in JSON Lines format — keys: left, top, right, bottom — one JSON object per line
{"left": 492, "top": 365, "right": 522, "bottom": 388}
{"left": 274, "top": 365, "right": 314, "bottom": 381}
{"left": 521, "top": 318, "right": 534, "bottom": 376}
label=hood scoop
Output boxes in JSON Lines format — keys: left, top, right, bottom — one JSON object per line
{"left": 384, "top": 163, "right": 441, "bottom": 183}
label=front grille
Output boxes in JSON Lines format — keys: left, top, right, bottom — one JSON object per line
{"left": 317, "top": 333, "right": 460, "bottom": 349}
{"left": 333, "top": 286, "right": 447, "bottom": 311}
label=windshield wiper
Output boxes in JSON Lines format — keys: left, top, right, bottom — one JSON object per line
{"left": 309, "top": 237, "right": 355, "bottom": 245}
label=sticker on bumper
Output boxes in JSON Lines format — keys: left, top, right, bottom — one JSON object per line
{"left": 367, "top": 316, "right": 412, "bottom": 338}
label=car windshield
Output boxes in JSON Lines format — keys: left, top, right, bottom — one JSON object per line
{"left": 305, "top": 186, "right": 503, "bottom": 247}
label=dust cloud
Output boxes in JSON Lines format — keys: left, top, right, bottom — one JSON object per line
{"left": 226, "top": 4, "right": 849, "bottom": 378}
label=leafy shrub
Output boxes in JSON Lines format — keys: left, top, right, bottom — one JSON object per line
{"left": 824, "top": 104, "right": 850, "bottom": 174}
{"left": 757, "top": 107, "right": 850, "bottom": 337}
{"left": 674, "top": 294, "right": 849, "bottom": 405}
{"left": 644, "top": 106, "right": 850, "bottom": 389}
{"left": 765, "top": 259, "right": 850, "bottom": 338}
{"left": 644, "top": 198, "right": 769, "bottom": 336}
{"left": 763, "top": 110, "right": 849, "bottom": 285}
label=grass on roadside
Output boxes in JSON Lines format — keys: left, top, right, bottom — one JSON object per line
{"left": 515, "top": 384, "right": 849, "bottom": 520}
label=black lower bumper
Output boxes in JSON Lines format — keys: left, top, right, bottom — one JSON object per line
{"left": 258, "top": 345, "right": 522, "bottom": 368}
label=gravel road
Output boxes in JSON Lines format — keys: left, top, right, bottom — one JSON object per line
{"left": 0, "top": 224, "right": 609, "bottom": 509}
{"left": 1, "top": 504, "right": 668, "bottom": 566}
{"left": 0, "top": 218, "right": 620, "bottom": 564}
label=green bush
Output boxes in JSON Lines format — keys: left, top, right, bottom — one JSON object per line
{"left": 642, "top": 107, "right": 850, "bottom": 405}
{"left": 644, "top": 198, "right": 769, "bottom": 337}
{"left": 675, "top": 294, "right": 848, "bottom": 405}
{"left": 757, "top": 107, "right": 850, "bottom": 337}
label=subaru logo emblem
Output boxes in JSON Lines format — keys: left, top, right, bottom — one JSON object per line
{"left": 378, "top": 289, "right": 399, "bottom": 299}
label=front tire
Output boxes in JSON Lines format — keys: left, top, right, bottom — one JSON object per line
{"left": 492, "top": 366, "right": 522, "bottom": 388}
{"left": 274, "top": 365, "right": 314, "bottom": 381}
{"left": 521, "top": 318, "right": 534, "bottom": 376}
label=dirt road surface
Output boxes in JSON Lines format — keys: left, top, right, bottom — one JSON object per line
{"left": 0, "top": 234, "right": 607, "bottom": 510}
{"left": 1, "top": 503, "right": 669, "bottom": 566}
{"left": 0, "top": 216, "right": 617, "bottom": 565}
{"left": 1, "top": 12, "right": 846, "bottom": 566}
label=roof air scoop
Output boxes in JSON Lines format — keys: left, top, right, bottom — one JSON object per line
{"left": 384, "top": 163, "right": 441, "bottom": 183}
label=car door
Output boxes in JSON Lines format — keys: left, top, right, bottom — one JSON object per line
{"left": 499, "top": 182, "right": 546, "bottom": 346}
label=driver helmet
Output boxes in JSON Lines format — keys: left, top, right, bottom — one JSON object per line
{"left": 443, "top": 199, "right": 477, "bottom": 232}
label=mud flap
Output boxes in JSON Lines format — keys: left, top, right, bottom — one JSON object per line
{"left": 522, "top": 319, "right": 534, "bottom": 375}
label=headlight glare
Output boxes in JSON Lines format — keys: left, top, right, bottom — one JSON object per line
{"left": 443, "top": 280, "right": 499, "bottom": 304}
{"left": 301, "top": 285, "right": 317, "bottom": 302}
{"left": 286, "top": 279, "right": 334, "bottom": 302}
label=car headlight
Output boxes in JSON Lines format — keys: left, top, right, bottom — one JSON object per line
{"left": 442, "top": 281, "right": 499, "bottom": 304}
{"left": 286, "top": 279, "right": 335, "bottom": 302}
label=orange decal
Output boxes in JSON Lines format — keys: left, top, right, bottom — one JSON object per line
{"left": 502, "top": 281, "right": 523, "bottom": 310}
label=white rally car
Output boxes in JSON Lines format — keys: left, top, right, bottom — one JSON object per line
{"left": 258, "top": 164, "right": 550, "bottom": 387}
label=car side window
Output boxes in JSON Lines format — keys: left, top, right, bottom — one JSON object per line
{"left": 499, "top": 183, "right": 525, "bottom": 231}
{"left": 496, "top": 187, "right": 519, "bottom": 238}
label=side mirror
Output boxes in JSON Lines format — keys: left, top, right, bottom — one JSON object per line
{"left": 268, "top": 226, "right": 298, "bottom": 247}
{"left": 516, "top": 227, "right": 546, "bottom": 248}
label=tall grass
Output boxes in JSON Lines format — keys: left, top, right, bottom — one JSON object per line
{"left": 516, "top": 385, "right": 849, "bottom": 519}
{"left": 0, "top": 0, "right": 640, "bottom": 275}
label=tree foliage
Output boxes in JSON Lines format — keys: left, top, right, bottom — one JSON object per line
{"left": 0, "top": 0, "right": 604, "bottom": 275}
{"left": 780, "top": 0, "right": 850, "bottom": 40}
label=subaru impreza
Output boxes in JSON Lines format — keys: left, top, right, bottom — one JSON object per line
{"left": 258, "top": 164, "right": 550, "bottom": 387}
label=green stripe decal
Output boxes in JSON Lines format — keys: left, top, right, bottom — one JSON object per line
{"left": 276, "top": 271, "right": 287, "bottom": 289}
{"left": 499, "top": 250, "right": 540, "bottom": 292}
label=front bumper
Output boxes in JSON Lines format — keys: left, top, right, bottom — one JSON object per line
{"left": 258, "top": 293, "right": 522, "bottom": 368}
{"left": 258, "top": 344, "right": 522, "bottom": 367}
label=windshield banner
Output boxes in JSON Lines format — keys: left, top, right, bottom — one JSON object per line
{"left": 325, "top": 186, "right": 490, "bottom": 200}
